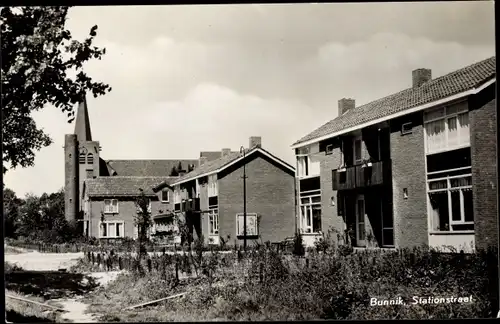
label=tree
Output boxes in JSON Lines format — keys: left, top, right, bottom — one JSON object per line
{"left": 170, "top": 166, "right": 179, "bottom": 176}
{"left": 177, "top": 161, "right": 183, "bottom": 173}
{"left": 3, "top": 188, "right": 23, "bottom": 238}
{"left": 135, "top": 189, "right": 153, "bottom": 260}
{"left": 16, "top": 189, "right": 79, "bottom": 242}
{"left": 1, "top": 7, "right": 112, "bottom": 174}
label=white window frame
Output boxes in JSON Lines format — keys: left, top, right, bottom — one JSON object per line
{"left": 423, "top": 104, "right": 470, "bottom": 155}
{"left": 208, "top": 208, "right": 219, "bottom": 235}
{"left": 174, "top": 185, "right": 181, "bottom": 204}
{"left": 353, "top": 135, "right": 363, "bottom": 165}
{"left": 296, "top": 144, "right": 320, "bottom": 178}
{"left": 104, "top": 199, "right": 119, "bottom": 214}
{"left": 160, "top": 189, "right": 169, "bottom": 203}
{"left": 427, "top": 166, "right": 473, "bottom": 232}
{"left": 236, "top": 213, "right": 258, "bottom": 236}
{"left": 299, "top": 189, "right": 322, "bottom": 234}
{"left": 99, "top": 221, "right": 125, "bottom": 238}
{"left": 136, "top": 199, "right": 152, "bottom": 213}
{"left": 208, "top": 174, "right": 218, "bottom": 197}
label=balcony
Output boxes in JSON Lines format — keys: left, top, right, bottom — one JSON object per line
{"left": 332, "top": 160, "right": 391, "bottom": 191}
{"left": 182, "top": 198, "right": 201, "bottom": 213}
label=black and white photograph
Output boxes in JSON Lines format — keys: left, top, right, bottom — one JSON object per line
{"left": 2, "top": 1, "right": 499, "bottom": 322}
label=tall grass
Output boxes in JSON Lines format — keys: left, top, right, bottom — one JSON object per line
{"left": 82, "top": 243, "right": 498, "bottom": 321}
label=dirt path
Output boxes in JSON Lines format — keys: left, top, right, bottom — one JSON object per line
{"left": 5, "top": 247, "right": 122, "bottom": 323}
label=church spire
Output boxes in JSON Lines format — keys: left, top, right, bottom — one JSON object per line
{"left": 74, "top": 96, "right": 92, "bottom": 142}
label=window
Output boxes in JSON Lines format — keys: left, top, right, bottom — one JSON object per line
{"left": 174, "top": 185, "right": 181, "bottom": 204}
{"left": 299, "top": 189, "right": 321, "bottom": 233}
{"left": 353, "top": 136, "right": 362, "bottom": 165}
{"left": 100, "top": 221, "right": 125, "bottom": 238}
{"left": 297, "top": 155, "right": 320, "bottom": 178}
{"left": 136, "top": 199, "right": 152, "bottom": 213}
{"left": 87, "top": 153, "right": 94, "bottom": 164}
{"left": 401, "top": 122, "right": 413, "bottom": 135}
{"left": 424, "top": 104, "right": 469, "bottom": 154}
{"left": 161, "top": 189, "right": 169, "bottom": 203}
{"left": 104, "top": 199, "right": 119, "bottom": 214}
{"left": 79, "top": 153, "right": 86, "bottom": 164}
{"left": 296, "top": 144, "right": 320, "bottom": 178}
{"left": 326, "top": 144, "right": 334, "bottom": 155}
{"left": 208, "top": 174, "right": 218, "bottom": 197}
{"left": 236, "top": 213, "right": 258, "bottom": 236}
{"left": 208, "top": 208, "right": 219, "bottom": 235}
{"left": 427, "top": 167, "right": 473, "bottom": 231}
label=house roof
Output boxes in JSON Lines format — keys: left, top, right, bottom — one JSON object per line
{"left": 200, "top": 151, "right": 238, "bottom": 162}
{"left": 172, "top": 146, "right": 295, "bottom": 185}
{"left": 105, "top": 159, "right": 199, "bottom": 177}
{"left": 84, "top": 176, "right": 177, "bottom": 198}
{"left": 292, "top": 56, "right": 496, "bottom": 147}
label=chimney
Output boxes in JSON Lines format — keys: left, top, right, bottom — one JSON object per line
{"left": 221, "top": 148, "right": 231, "bottom": 157}
{"left": 199, "top": 156, "right": 207, "bottom": 166}
{"left": 338, "top": 98, "right": 355, "bottom": 116}
{"left": 412, "top": 68, "right": 432, "bottom": 88}
{"left": 249, "top": 136, "right": 262, "bottom": 148}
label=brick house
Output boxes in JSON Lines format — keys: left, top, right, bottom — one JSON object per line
{"left": 291, "top": 56, "right": 497, "bottom": 252}
{"left": 81, "top": 176, "right": 179, "bottom": 241}
{"left": 159, "top": 137, "right": 296, "bottom": 246}
{"left": 64, "top": 98, "right": 198, "bottom": 240}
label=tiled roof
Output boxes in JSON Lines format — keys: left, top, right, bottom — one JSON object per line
{"left": 105, "top": 159, "right": 199, "bottom": 177}
{"left": 293, "top": 56, "right": 496, "bottom": 146}
{"left": 173, "top": 146, "right": 294, "bottom": 185}
{"left": 84, "top": 176, "right": 178, "bottom": 197}
{"left": 200, "top": 151, "right": 238, "bottom": 162}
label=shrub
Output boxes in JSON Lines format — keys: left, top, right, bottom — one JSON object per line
{"left": 292, "top": 232, "right": 305, "bottom": 256}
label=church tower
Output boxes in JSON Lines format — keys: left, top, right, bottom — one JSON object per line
{"left": 64, "top": 97, "right": 101, "bottom": 224}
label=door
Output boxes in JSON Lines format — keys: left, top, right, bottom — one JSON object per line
{"left": 355, "top": 195, "right": 366, "bottom": 246}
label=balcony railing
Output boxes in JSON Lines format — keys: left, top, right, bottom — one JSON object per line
{"left": 182, "top": 198, "right": 201, "bottom": 213}
{"left": 332, "top": 159, "right": 391, "bottom": 191}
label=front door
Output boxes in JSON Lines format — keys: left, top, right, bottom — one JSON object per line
{"left": 355, "top": 195, "right": 366, "bottom": 247}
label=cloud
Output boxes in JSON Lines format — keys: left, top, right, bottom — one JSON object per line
{"left": 3, "top": 4, "right": 495, "bottom": 197}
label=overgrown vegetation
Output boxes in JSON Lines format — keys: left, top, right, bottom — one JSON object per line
{"left": 81, "top": 243, "right": 499, "bottom": 321}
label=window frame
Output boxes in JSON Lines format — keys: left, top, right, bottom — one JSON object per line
{"left": 208, "top": 174, "right": 218, "bottom": 197}
{"left": 103, "top": 199, "right": 119, "bottom": 214}
{"left": 423, "top": 104, "right": 470, "bottom": 155}
{"left": 208, "top": 208, "right": 219, "bottom": 236}
{"left": 235, "top": 213, "right": 258, "bottom": 237}
{"left": 298, "top": 189, "right": 322, "bottom": 234}
{"left": 352, "top": 135, "right": 363, "bottom": 165}
{"left": 427, "top": 167, "right": 473, "bottom": 232}
{"left": 160, "top": 189, "right": 169, "bottom": 203}
{"left": 99, "top": 220, "right": 125, "bottom": 239}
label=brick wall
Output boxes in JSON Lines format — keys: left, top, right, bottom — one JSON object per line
{"left": 218, "top": 153, "right": 295, "bottom": 245}
{"left": 390, "top": 112, "right": 428, "bottom": 248}
{"left": 469, "top": 84, "right": 498, "bottom": 250}
{"left": 64, "top": 134, "right": 79, "bottom": 223}
{"left": 88, "top": 196, "right": 167, "bottom": 238}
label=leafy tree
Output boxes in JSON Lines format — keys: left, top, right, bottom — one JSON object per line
{"left": 177, "top": 161, "right": 183, "bottom": 173}
{"left": 170, "top": 166, "right": 179, "bottom": 176}
{"left": 1, "top": 6, "right": 112, "bottom": 174}
{"left": 135, "top": 189, "right": 153, "bottom": 260}
{"left": 16, "top": 189, "right": 80, "bottom": 243}
{"left": 3, "top": 188, "right": 24, "bottom": 238}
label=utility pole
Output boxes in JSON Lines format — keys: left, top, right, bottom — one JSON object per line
{"left": 240, "top": 146, "right": 247, "bottom": 251}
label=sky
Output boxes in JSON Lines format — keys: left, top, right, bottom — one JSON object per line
{"left": 4, "top": 2, "right": 495, "bottom": 197}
